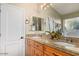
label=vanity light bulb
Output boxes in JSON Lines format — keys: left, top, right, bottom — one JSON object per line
{"left": 50, "top": 3, "right": 53, "bottom": 6}
{"left": 43, "top": 3, "right": 47, "bottom": 6}
{"left": 44, "top": 7, "right": 46, "bottom": 10}
{"left": 46, "top": 5, "right": 49, "bottom": 8}
{"left": 41, "top": 5, "right": 43, "bottom": 10}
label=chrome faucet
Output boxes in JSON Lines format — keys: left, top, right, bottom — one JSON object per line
{"left": 64, "top": 37, "right": 73, "bottom": 43}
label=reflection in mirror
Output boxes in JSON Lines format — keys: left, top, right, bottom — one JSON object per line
{"left": 64, "top": 17, "right": 79, "bottom": 37}
{"left": 31, "top": 16, "right": 43, "bottom": 31}
{"left": 44, "top": 17, "right": 61, "bottom": 33}
{"left": 31, "top": 16, "right": 61, "bottom": 34}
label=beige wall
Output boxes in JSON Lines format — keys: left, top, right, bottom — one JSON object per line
{"left": 41, "top": 6, "right": 61, "bottom": 19}
{"left": 13, "top": 3, "right": 41, "bottom": 33}
{"left": 61, "top": 12, "right": 79, "bottom": 19}
{"left": 25, "top": 4, "right": 61, "bottom": 34}
{"left": 12, "top": 3, "right": 61, "bottom": 34}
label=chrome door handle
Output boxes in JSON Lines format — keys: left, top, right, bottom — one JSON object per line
{"left": 20, "top": 36, "right": 24, "bottom": 39}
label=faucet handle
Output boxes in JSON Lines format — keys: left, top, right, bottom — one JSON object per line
{"left": 70, "top": 39, "right": 73, "bottom": 42}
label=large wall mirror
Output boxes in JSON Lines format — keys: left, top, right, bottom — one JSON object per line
{"left": 63, "top": 17, "right": 79, "bottom": 37}
{"left": 31, "top": 16, "right": 44, "bottom": 31}
{"left": 44, "top": 17, "right": 61, "bottom": 32}
{"left": 31, "top": 16, "right": 61, "bottom": 33}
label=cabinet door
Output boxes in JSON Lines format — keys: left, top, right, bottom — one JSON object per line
{"left": 34, "top": 49, "right": 43, "bottom": 56}
{"left": 44, "top": 51, "right": 58, "bottom": 56}
{"left": 53, "top": 49, "right": 72, "bottom": 56}
{"left": 27, "top": 43, "right": 31, "bottom": 55}
{"left": 34, "top": 41, "right": 44, "bottom": 56}
{"left": 44, "top": 45, "right": 71, "bottom": 56}
{"left": 34, "top": 41, "right": 43, "bottom": 51}
{"left": 26, "top": 39, "right": 35, "bottom": 56}
{"left": 44, "top": 45, "right": 55, "bottom": 56}
{"left": 29, "top": 47, "right": 35, "bottom": 56}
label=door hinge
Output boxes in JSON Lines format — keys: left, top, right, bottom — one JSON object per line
{"left": 0, "top": 33, "right": 1, "bottom": 37}
{"left": 0, "top": 9, "right": 1, "bottom": 13}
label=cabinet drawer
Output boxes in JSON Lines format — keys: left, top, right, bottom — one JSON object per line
{"left": 34, "top": 41, "right": 43, "bottom": 51}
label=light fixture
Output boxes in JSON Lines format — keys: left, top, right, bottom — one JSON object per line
{"left": 41, "top": 3, "right": 53, "bottom": 10}
{"left": 43, "top": 3, "right": 47, "bottom": 6}
{"left": 41, "top": 3, "right": 47, "bottom": 10}
{"left": 25, "top": 19, "right": 29, "bottom": 24}
{"left": 41, "top": 5, "right": 43, "bottom": 10}
{"left": 50, "top": 3, "right": 53, "bottom": 6}
{"left": 46, "top": 5, "right": 49, "bottom": 8}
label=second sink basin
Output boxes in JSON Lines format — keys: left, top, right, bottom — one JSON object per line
{"left": 53, "top": 42, "right": 75, "bottom": 47}
{"left": 65, "top": 46, "right": 79, "bottom": 53}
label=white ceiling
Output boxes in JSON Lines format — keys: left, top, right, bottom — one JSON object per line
{"left": 10, "top": 3, "right": 79, "bottom": 15}
{"left": 52, "top": 3, "right": 79, "bottom": 15}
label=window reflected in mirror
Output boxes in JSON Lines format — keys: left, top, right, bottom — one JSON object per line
{"left": 45, "top": 17, "right": 61, "bottom": 32}
{"left": 64, "top": 17, "right": 79, "bottom": 37}
{"left": 31, "top": 16, "right": 43, "bottom": 31}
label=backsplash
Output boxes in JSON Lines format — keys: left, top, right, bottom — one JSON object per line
{"left": 26, "top": 34, "right": 79, "bottom": 44}
{"left": 26, "top": 34, "right": 43, "bottom": 37}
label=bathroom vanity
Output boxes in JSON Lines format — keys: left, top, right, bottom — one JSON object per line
{"left": 25, "top": 37, "right": 79, "bottom": 56}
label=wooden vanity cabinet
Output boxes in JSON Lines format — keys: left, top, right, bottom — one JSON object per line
{"left": 26, "top": 39, "right": 43, "bottom": 56}
{"left": 34, "top": 41, "right": 44, "bottom": 56}
{"left": 44, "top": 45, "right": 59, "bottom": 56}
{"left": 26, "top": 39, "right": 73, "bottom": 56}
{"left": 43, "top": 45, "right": 72, "bottom": 56}
{"left": 34, "top": 48, "right": 43, "bottom": 56}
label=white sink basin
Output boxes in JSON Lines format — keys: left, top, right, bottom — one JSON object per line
{"left": 46, "top": 41, "right": 79, "bottom": 53}
{"left": 54, "top": 42, "right": 75, "bottom": 47}
{"left": 65, "top": 46, "right": 79, "bottom": 53}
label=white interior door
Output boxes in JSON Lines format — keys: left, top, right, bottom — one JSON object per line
{"left": 0, "top": 4, "right": 6, "bottom": 56}
{"left": 1, "top": 4, "right": 25, "bottom": 56}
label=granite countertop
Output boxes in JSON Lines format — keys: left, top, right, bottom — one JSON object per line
{"left": 26, "top": 37, "right": 79, "bottom": 56}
